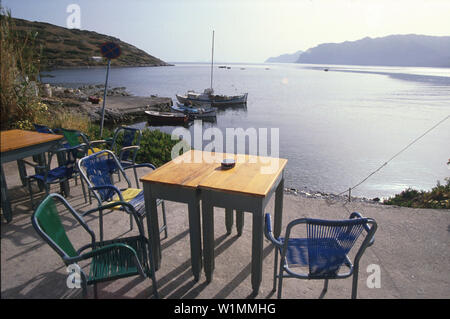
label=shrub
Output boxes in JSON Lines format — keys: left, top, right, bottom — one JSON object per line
{"left": 384, "top": 178, "right": 450, "bottom": 209}
{"left": 136, "top": 129, "right": 189, "bottom": 167}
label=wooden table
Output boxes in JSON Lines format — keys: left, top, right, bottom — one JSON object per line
{"left": 140, "top": 150, "right": 287, "bottom": 294}
{"left": 1, "top": 129, "right": 62, "bottom": 222}
{"left": 198, "top": 153, "right": 287, "bottom": 295}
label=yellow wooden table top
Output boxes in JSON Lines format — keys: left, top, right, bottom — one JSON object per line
{"left": 0, "top": 129, "right": 62, "bottom": 153}
{"left": 140, "top": 150, "right": 287, "bottom": 197}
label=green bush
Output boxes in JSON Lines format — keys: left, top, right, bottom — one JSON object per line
{"left": 136, "top": 129, "right": 189, "bottom": 167}
{"left": 384, "top": 179, "right": 450, "bottom": 209}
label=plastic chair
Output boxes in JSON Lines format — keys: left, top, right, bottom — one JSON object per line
{"left": 264, "top": 212, "right": 377, "bottom": 299}
{"left": 89, "top": 126, "right": 142, "bottom": 187}
{"left": 33, "top": 123, "right": 55, "bottom": 134}
{"left": 78, "top": 150, "right": 167, "bottom": 241}
{"left": 17, "top": 124, "right": 57, "bottom": 186}
{"left": 31, "top": 193, "right": 158, "bottom": 298}
{"left": 25, "top": 143, "right": 82, "bottom": 208}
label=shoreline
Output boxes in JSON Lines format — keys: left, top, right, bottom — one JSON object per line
{"left": 41, "top": 83, "right": 173, "bottom": 124}
{"left": 40, "top": 63, "right": 175, "bottom": 72}
{"left": 283, "top": 186, "right": 382, "bottom": 205}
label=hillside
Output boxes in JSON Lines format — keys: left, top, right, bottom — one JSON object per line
{"left": 265, "top": 50, "right": 303, "bottom": 63}
{"left": 11, "top": 17, "right": 170, "bottom": 69}
{"left": 296, "top": 34, "right": 450, "bottom": 67}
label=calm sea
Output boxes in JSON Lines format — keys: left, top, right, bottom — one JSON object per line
{"left": 42, "top": 63, "right": 450, "bottom": 199}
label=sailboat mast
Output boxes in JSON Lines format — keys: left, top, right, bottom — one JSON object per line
{"left": 210, "top": 30, "right": 214, "bottom": 91}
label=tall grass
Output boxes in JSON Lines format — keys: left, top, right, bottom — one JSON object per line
{"left": 1, "top": 7, "right": 43, "bottom": 130}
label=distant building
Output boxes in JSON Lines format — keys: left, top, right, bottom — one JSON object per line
{"left": 91, "top": 56, "right": 103, "bottom": 62}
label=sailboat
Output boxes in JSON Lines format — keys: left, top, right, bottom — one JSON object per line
{"left": 176, "top": 31, "right": 248, "bottom": 107}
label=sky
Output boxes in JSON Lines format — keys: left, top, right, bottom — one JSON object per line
{"left": 3, "top": 0, "right": 450, "bottom": 63}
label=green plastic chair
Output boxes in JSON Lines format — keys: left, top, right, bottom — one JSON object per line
{"left": 31, "top": 193, "right": 159, "bottom": 298}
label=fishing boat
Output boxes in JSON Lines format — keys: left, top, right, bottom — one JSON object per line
{"left": 176, "top": 90, "right": 247, "bottom": 107}
{"left": 145, "top": 110, "right": 188, "bottom": 125}
{"left": 171, "top": 103, "right": 217, "bottom": 118}
{"left": 176, "top": 31, "right": 248, "bottom": 107}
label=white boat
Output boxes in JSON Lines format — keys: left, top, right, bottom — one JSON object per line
{"left": 176, "top": 89, "right": 248, "bottom": 107}
{"left": 176, "top": 31, "right": 248, "bottom": 107}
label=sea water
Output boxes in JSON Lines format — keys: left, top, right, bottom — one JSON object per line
{"left": 42, "top": 63, "right": 450, "bottom": 198}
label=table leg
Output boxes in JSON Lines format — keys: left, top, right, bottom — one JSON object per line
{"left": 17, "top": 160, "right": 27, "bottom": 186}
{"left": 144, "top": 185, "right": 161, "bottom": 271}
{"left": 274, "top": 177, "right": 284, "bottom": 238}
{"left": 1, "top": 165, "right": 12, "bottom": 223}
{"left": 188, "top": 192, "right": 202, "bottom": 281}
{"left": 236, "top": 210, "right": 244, "bottom": 236}
{"left": 57, "top": 151, "right": 70, "bottom": 196}
{"left": 251, "top": 201, "right": 264, "bottom": 294}
{"left": 225, "top": 208, "right": 233, "bottom": 235}
{"left": 202, "top": 197, "right": 215, "bottom": 283}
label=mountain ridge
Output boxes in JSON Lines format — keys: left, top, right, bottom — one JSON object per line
{"left": 11, "top": 17, "right": 171, "bottom": 69}
{"left": 295, "top": 34, "right": 450, "bottom": 67}
{"left": 265, "top": 50, "right": 303, "bottom": 63}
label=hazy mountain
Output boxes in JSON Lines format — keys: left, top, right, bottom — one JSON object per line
{"left": 265, "top": 50, "right": 303, "bottom": 63}
{"left": 11, "top": 17, "right": 170, "bottom": 69}
{"left": 296, "top": 34, "right": 450, "bottom": 67}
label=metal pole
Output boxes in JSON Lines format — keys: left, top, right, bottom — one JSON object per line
{"left": 210, "top": 30, "right": 214, "bottom": 91}
{"left": 100, "top": 59, "right": 111, "bottom": 137}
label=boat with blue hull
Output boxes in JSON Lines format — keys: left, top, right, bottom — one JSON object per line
{"left": 171, "top": 103, "right": 217, "bottom": 119}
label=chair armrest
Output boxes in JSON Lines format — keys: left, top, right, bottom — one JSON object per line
{"left": 118, "top": 146, "right": 140, "bottom": 161}
{"left": 20, "top": 159, "right": 41, "bottom": 168}
{"left": 81, "top": 185, "right": 123, "bottom": 214}
{"left": 67, "top": 243, "right": 146, "bottom": 277}
{"left": 264, "top": 213, "right": 283, "bottom": 247}
{"left": 350, "top": 212, "right": 376, "bottom": 246}
{"left": 123, "top": 163, "right": 156, "bottom": 171}
{"left": 89, "top": 139, "right": 111, "bottom": 148}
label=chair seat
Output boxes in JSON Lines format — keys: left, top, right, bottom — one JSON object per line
{"left": 278, "top": 237, "right": 351, "bottom": 278}
{"left": 87, "top": 236, "right": 149, "bottom": 284}
{"left": 29, "top": 166, "right": 73, "bottom": 183}
{"left": 110, "top": 188, "right": 163, "bottom": 218}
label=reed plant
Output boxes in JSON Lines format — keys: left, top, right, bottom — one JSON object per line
{"left": 1, "top": 7, "right": 43, "bottom": 130}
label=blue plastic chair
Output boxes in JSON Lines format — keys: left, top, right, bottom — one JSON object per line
{"left": 33, "top": 123, "right": 55, "bottom": 134}
{"left": 78, "top": 150, "right": 167, "bottom": 241}
{"left": 264, "top": 212, "right": 377, "bottom": 299}
{"left": 26, "top": 143, "right": 81, "bottom": 208}
{"left": 89, "top": 126, "right": 143, "bottom": 187}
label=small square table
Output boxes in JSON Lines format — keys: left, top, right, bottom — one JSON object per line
{"left": 140, "top": 150, "right": 287, "bottom": 293}
{"left": 1, "top": 129, "right": 62, "bottom": 222}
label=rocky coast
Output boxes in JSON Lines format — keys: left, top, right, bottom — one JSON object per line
{"left": 41, "top": 83, "right": 173, "bottom": 124}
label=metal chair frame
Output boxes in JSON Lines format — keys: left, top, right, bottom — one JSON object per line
{"left": 78, "top": 150, "right": 167, "bottom": 241}
{"left": 31, "top": 193, "right": 159, "bottom": 298}
{"left": 264, "top": 212, "right": 377, "bottom": 299}
{"left": 89, "top": 126, "right": 143, "bottom": 187}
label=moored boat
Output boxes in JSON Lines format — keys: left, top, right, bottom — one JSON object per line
{"left": 176, "top": 31, "right": 248, "bottom": 107}
{"left": 171, "top": 103, "right": 217, "bottom": 118}
{"left": 145, "top": 110, "right": 188, "bottom": 125}
{"left": 176, "top": 89, "right": 248, "bottom": 107}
